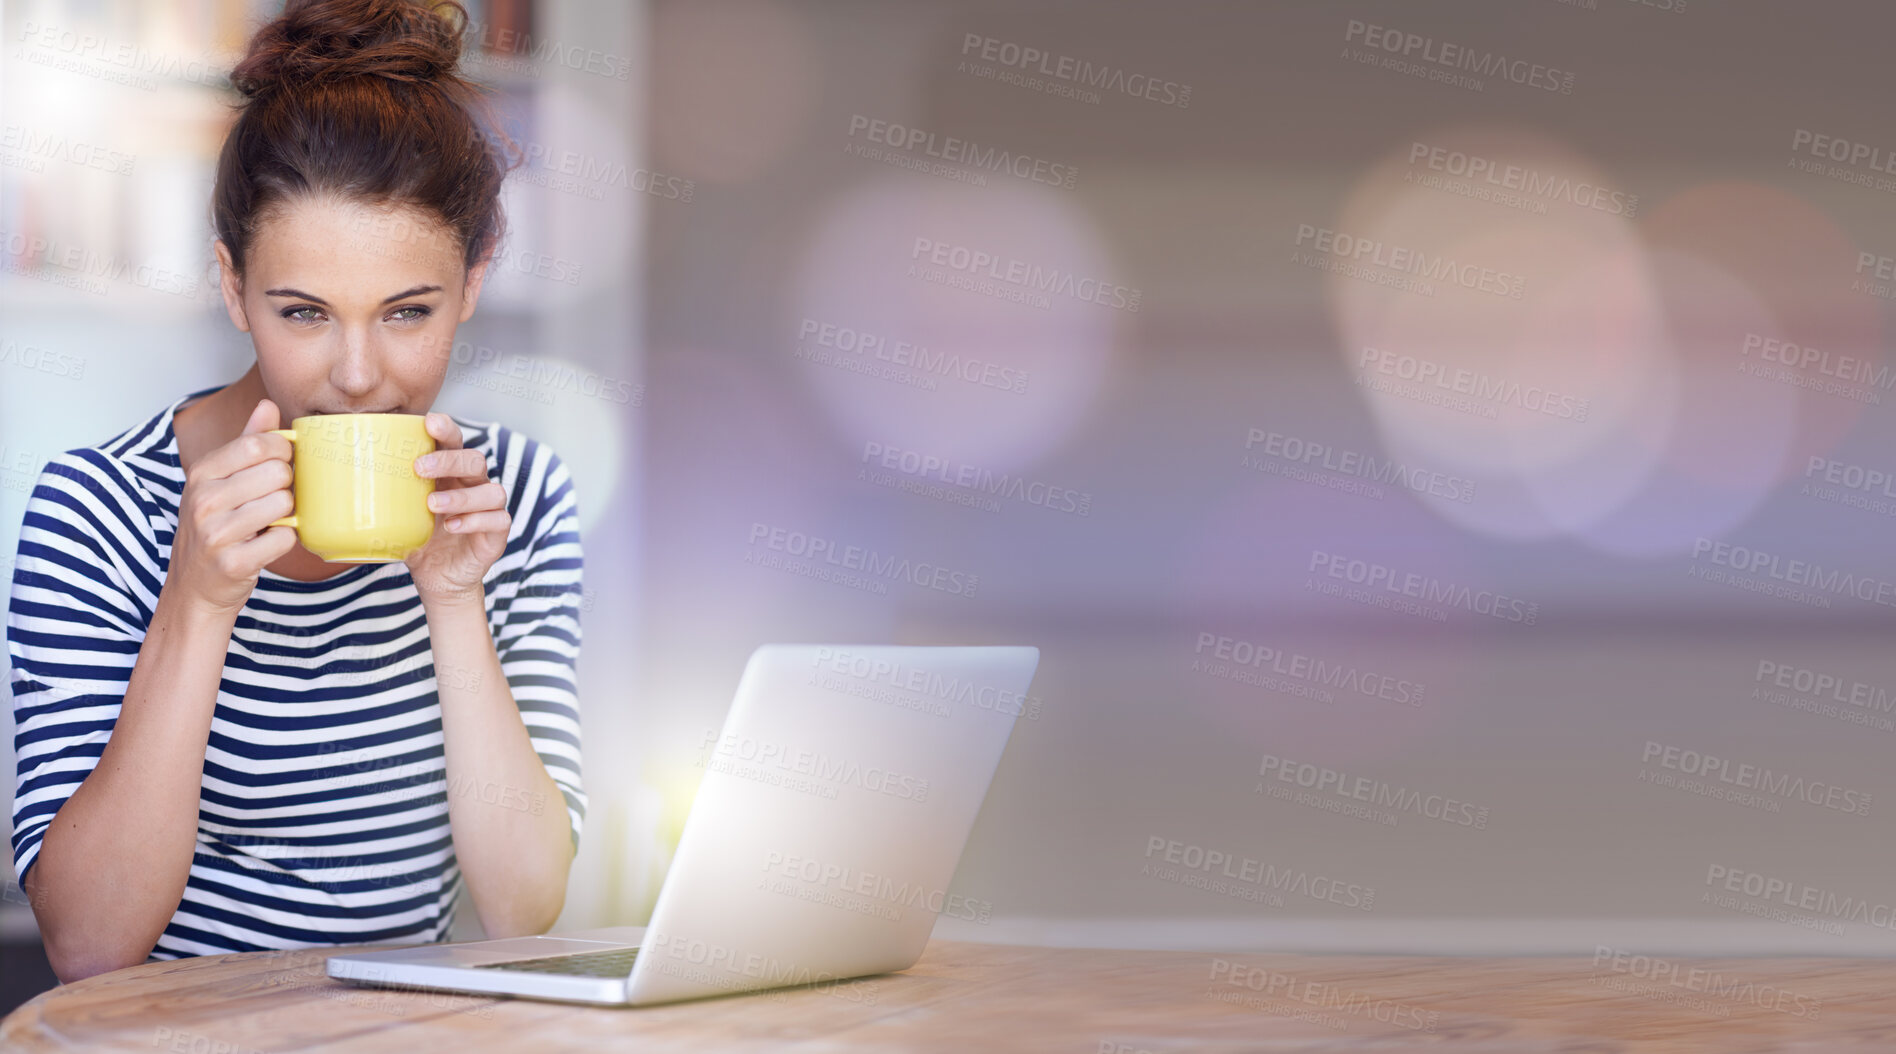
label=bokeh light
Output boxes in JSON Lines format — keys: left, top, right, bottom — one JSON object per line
{"left": 786, "top": 174, "right": 1125, "bottom": 476}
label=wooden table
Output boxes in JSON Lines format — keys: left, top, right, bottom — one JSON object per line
{"left": 1, "top": 939, "right": 1889, "bottom": 1052}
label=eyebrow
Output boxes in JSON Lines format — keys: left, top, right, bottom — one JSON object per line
{"left": 264, "top": 285, "right": 443, "bottom": 306}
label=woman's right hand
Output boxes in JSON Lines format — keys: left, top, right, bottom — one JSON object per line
{"left": 170, "top": 398, "right": 300, "bottom": 615}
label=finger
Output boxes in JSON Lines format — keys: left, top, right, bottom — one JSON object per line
{"left": 224, "top": 486, "right": 298, "bottom": 541}
{"left": 214, "top": 455, "right": 296, "bottom": 512}
{"left": 226, "top": 522, "right": 299, "bottom": 566}
{"left": 416, "top": 448, "right": 488, "bottom": 482}
{"left": 427, "top": 481, "right": 506, "bottom": 516}
{"left": 426, "top": 412, "right": 463, "bottom": 450}
{"left": 201, "top": 401, "right": 290, "bottom": 483}
{"left": 443, "top": 510, "right": 509, "bottom": 534}
{"left": 241, "top": 398, "right": 280, "bottom": 436}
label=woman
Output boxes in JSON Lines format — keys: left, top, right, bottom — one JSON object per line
{"left": 7, "top": 0, "right": 585, "bottom": 982}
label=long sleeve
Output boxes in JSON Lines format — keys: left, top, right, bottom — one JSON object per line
{"left": 488, "top": 437, "right": 587, "bottom": 851}
{"left": 9, "top": 451, "right": 156, "bottom": 882}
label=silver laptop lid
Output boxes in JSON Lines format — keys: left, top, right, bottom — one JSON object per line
{"left": 626, "top": 644, "right": 1039, "bottom": 1005}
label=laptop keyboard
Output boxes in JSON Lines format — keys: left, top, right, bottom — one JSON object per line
{"left": 471, "top": 947, "right": 640, "bottom": 977}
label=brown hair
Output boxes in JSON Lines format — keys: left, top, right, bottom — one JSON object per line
{"left": 213, "top": 0, "right": 518, "bottom": 277}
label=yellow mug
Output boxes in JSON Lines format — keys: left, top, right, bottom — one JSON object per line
{"left": 266, "top": 413, "right": 438, "bottom": 562}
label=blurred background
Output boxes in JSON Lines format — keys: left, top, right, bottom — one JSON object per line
{"left": 10, "top": 0, "right": 1896, "bottom": 1013}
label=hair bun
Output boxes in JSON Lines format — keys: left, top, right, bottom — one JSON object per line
{"left": 231, "top": 0, "right": 466, "bottom": 99}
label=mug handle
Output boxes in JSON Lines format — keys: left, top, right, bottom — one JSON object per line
{"left": 265, "top": 428, "right": 297, "bottom": 529}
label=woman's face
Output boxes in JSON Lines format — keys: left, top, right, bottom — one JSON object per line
{"left": 214, "top": 195, "right": 488, "bottom": 421}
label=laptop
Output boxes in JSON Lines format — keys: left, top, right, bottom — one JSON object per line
{"left": 327, "top": 643, "right": 1040, "bottom": 1006}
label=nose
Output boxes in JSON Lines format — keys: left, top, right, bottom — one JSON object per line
{"left": 330, "top": 322, "right": 386, "bottom": 401}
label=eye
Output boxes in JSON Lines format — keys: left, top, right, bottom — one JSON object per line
{"left": 389, "top": 305, "right": 432, "bottom": 323}
{"left": 282, "top": 306, "right": 324, "bottom": 324}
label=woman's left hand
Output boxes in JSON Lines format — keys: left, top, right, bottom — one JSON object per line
{"left": 405, "top": 412, "right": 509, "bottom": 605}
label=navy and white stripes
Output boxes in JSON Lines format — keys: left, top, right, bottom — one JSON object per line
{"left": 8, "top": 384, "right": 585, "bottom": 958}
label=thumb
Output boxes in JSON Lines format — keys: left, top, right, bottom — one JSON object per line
{"left": 241, "top": 398, "right": 280, "bottom": 436}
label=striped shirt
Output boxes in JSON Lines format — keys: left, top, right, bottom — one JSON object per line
{"left": 8, "top": 384, "right": 586, "bottom": 958}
